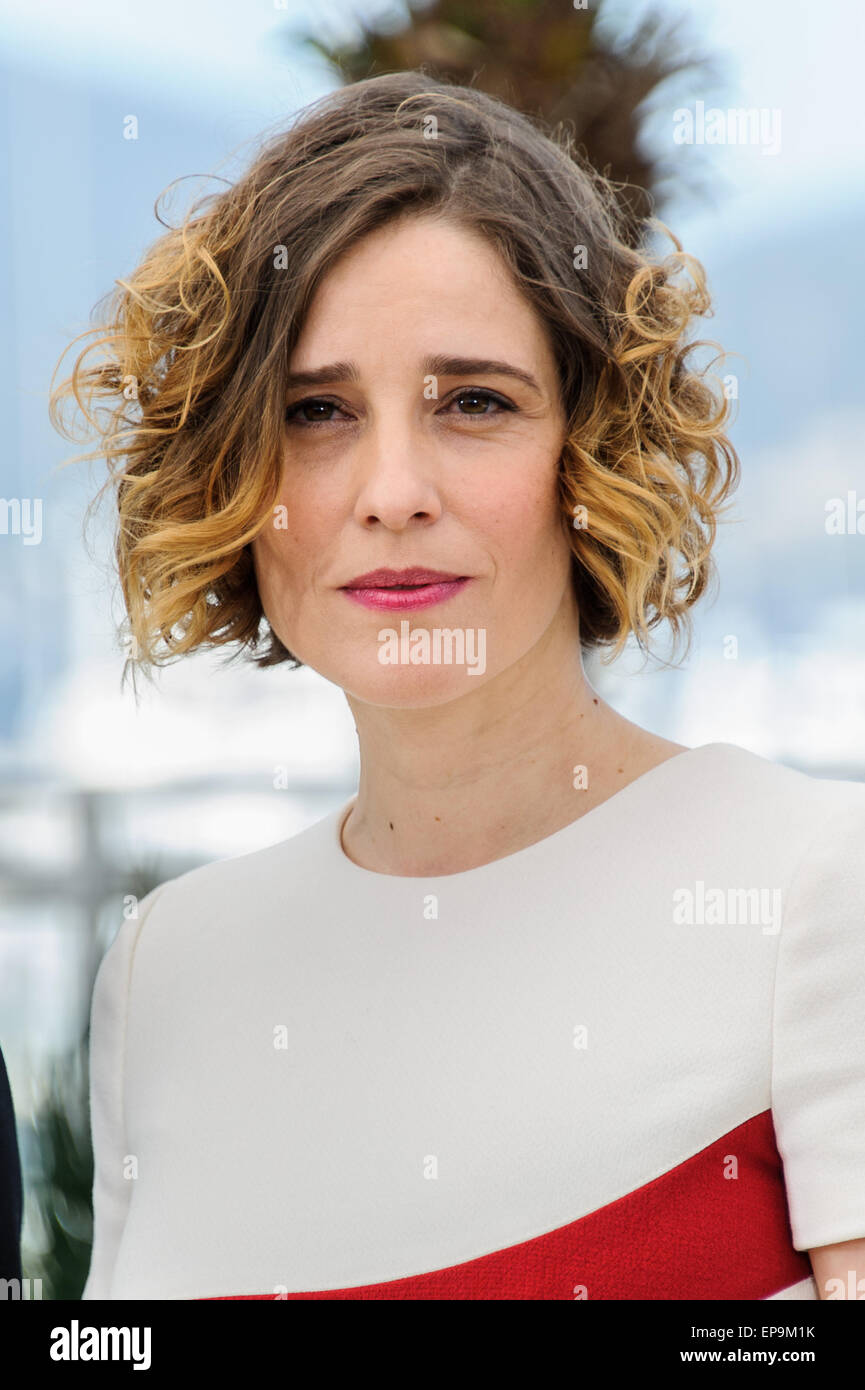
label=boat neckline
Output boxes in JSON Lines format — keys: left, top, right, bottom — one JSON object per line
{"left": 329, "top": 741, "right": 740, "bottom": 885}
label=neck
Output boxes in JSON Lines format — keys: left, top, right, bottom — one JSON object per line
{"left": 340, "top": 592, "right": 678, "bottom": 876}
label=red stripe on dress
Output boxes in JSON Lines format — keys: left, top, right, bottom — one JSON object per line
{"left": 200, "top": 1109, "right": 812, "bottom": 1300}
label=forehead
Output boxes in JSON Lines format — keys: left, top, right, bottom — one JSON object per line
{"left": 291, "top": 213, "right": 557, "bottom": 372}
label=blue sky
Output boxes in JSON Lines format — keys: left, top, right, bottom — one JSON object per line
{"left": 4, "top": 0, "right": 864, "bottom": 242}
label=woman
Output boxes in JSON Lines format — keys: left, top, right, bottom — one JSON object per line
{"left": 51, "top": 71, "right": 865, "bottom": 1301}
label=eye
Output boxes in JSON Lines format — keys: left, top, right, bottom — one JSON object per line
{"left": 284, "top": 397, "right": 350, "bottom": 428}
{"left": 442, "top": 388, "right": 516, "bottom": 419}
{"left": 283, "top": 387, "right": 517, "bottom": 428}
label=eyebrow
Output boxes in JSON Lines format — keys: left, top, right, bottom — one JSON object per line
{"left": 283, "top": 354, "right": 544, "bottom": 396}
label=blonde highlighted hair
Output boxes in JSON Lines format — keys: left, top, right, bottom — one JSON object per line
{"left": 49, "top": 69, "right": 740, "bottom": 681}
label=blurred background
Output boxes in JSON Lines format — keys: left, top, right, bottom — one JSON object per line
{"left": 0, "top": 0, "right": 863, "bottom": 1297}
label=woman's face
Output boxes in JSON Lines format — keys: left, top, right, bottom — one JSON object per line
{"left": 251, "top": 213, "right": 575, "bottom": 707}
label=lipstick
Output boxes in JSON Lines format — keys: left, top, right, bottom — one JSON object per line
{"left": 341, "top": 567, "right": 470, "bottom": 613}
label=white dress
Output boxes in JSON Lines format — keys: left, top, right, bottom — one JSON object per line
{"left": 81, "top": 742, "right": 865, "bottom": 1300}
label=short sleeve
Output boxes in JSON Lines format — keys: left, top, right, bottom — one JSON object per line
{"left": 81, "top": 882, "right": 174, "bottom": 1300}
{"left": 771, "top": 785, "right": 865, "bottom": 1251}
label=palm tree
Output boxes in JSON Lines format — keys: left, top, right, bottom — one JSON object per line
{"left": 284, "top": 0, "right": 722, "bottom": 240}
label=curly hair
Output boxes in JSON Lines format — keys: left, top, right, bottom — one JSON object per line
{"left": 48, "top": 68, "right": 740, "bottom": 684}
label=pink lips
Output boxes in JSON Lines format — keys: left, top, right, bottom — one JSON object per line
{"left": 340, "top": 567, "right": 471, "bottom": 612}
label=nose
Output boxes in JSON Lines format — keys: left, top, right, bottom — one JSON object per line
{"left": 351, "top": 414, "right": 444, "bottom": 531}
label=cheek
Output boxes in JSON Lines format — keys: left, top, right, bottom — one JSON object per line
{"left": 252, "top": 485, "right": 319, "bottom": 588}
{"left": 250, "top": 538, "right": 276, "bottom": 618}
{"left": 251, "top": 524, "right": 299, "bottom": 614}
{"left": 268, "top": 466, "right": 343, "bottom": 563}
{"left": 480, "top": 466, "right": 564, "bottom": 564}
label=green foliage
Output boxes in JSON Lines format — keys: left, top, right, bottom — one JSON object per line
{"left": 23, "top": 860, "right": 170, "bottom": 1300}
{"left": 24, "top": 1041, "right": 93, "bottom": 1301}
